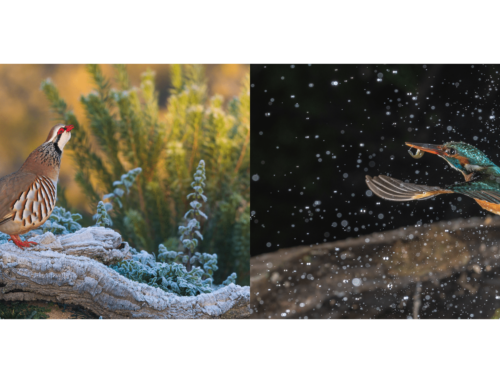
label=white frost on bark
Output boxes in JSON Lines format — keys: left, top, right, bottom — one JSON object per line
{"left": 0, "top": 227, "right": 249, "bottom": 319}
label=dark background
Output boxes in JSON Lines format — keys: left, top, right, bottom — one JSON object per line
{"left": 251, "top": 64, "right": 500, "bottom": 256}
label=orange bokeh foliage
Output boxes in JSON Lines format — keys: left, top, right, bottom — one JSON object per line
{"left": 0, "top": 64, "right": 248, "bottom": 211}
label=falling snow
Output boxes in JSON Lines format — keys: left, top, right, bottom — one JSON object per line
{"left": 251, "top": 64, "right": 500, "bottom": 319}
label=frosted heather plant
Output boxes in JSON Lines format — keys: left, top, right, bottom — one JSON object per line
{"left": 179, "top": 160, "right": 208, "bottom": 271}
{"left": 94, "top": 201, "right": 113, "bottom": 227}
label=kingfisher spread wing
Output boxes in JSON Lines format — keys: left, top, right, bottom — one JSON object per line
{"left": 366, "top": 142, "right": 500, "bottom": 215}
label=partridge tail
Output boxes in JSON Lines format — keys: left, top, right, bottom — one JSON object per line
{"left": 365, "top": 175, "right": 453, "bottom": 201}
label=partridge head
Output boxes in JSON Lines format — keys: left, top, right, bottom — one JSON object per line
{"left": 0, "top": 124, "right": 73, "bottom": 249}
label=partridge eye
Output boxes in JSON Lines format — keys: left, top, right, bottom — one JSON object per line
{"left": 57, "top": 128, "right": 65, "bottom": 135}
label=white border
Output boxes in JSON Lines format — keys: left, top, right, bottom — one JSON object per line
{"left": 2, "top": 320, "right": 500, "bottom": 381}
{"left": 2, "top": 1, "right": 500, "bottom": 381}
{"left": 3, "top": 1, "right": 500, "bottom": 63}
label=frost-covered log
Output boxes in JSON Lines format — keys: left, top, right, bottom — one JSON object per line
{"left": 26, "top": 227, "right": 133, "bottom": 265}
{"left": 0, "top": 227, "right": 250, "bottom": 319}
{"left": 251, "top": 216, "right": 500, "bottom": 319}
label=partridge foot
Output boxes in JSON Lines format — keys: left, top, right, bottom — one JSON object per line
{"left": 9, "top": 235, "right": 37, "bottom": 249}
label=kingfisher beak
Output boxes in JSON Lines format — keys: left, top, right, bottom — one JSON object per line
{"left": 405, "top": 142, "right": 446, "bottom": 156}
{"left": 65, "top": 125, "right": 75, "bottom": 132}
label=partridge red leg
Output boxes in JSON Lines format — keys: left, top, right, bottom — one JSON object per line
{"left": 8, "top": 235, "right": 37, "bottom": 248}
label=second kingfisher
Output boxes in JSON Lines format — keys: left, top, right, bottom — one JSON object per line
{"left": 366, "top": 141, "right": 500, "bottom": 215}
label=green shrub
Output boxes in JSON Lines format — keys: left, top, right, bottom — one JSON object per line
{"left": 41, "top": 64, "right": 249, "bottom": 285}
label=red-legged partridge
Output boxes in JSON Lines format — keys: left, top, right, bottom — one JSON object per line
{"left": 0, "top": 124, "right": 73, "bottom": 249}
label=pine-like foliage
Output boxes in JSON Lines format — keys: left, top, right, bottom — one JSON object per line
{"left": 41, "top": 65, "right": 249, "bottom": 285}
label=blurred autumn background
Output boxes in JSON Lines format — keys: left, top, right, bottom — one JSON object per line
{"left": 0, "top": 64, "right": 247, "bottom": 209}
{"left": 0, "top": 64, "right": 249, "bottom": 284}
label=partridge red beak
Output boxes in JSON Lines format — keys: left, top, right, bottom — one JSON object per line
{"left": 65, "top": 125, "right": 74, "bottom": 132}
{"left": 405, "top": 142, "right": 446, "bottom": 156}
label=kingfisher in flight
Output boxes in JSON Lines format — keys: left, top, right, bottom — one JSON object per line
{"left": 365, "top": 142, "right": 500, "bottom": 215}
